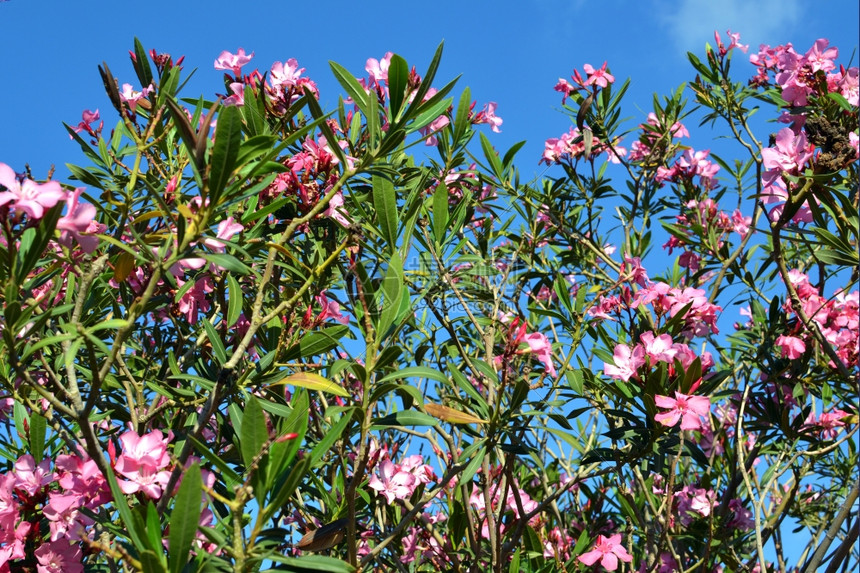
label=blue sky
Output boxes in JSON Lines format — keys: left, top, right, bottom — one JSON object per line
{"left": 1, "top": 0, "right": 857, "bottom": 179}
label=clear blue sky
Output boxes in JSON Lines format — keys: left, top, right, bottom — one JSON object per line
{"left": 1, "top": 0, "right": 857, "bottom": 179}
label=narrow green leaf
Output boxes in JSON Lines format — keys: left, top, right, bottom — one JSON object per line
{"left": 378, "top": 252, "right": 404, "bottom": 337}
{"left": 371, "top": 410, "right": 438, "bottom": 429}
{"left": 240, "top": 396, "right": 269, "bottom": 470}
{"left": 28, "top": 413, "right": 46, "bottom": 464}
{"left": 273, "top": 554, "right": 355, "bottom": 572}
{"left": 452, "top": 86, "right": 471, "bottom": 144}
{"left": 226, "top": 273, "right": 243, "bottom": 327}
{"left": 479, "top": 132, "right": 503, "bottom": 180}
{"left": 329, "top": 61, "right": 369, "bottom": 115}
{"left": 433, "top": 184, "right": 449, "bottom": 244}
{"left": 201, "top": 253, "right": 251, "bottom": 275}
{"left": 201, "top": 319, "right": 227, "bottom": 365}
{"left": 309, "top": 413, "right": 351, "bottom": 465}
{"left": 272, "top": 372, "right": 350, "bottom": 398}
{"left": 103, "top": 458, "right": 147, "bottom": 550}
{"left": 378, "top": 366, "right": 449, "bottom": 385}
{"left": 208, "top": 104, "right": 243, "bottom": 202}
{"left": 388, "top": 54, "right": 409, "bottom": 120}
{"left": 168, "top": 463, "right": 202, "bottom": 573}
{"left": 372, "top": 174, "right": 398, "bottom": 247}
{"left": 132, "top": 38, "right": 153, "bottom": 87}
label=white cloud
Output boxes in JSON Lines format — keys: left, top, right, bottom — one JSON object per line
{"left": 658, "top": 0, "right": 803, "bottom": 53}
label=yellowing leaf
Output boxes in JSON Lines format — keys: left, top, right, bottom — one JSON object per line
{"left": 271, "top": 372, "right": 350, "bottom": 398}
{"left": 424, "top": 403, "right": 487, "bottom": 425}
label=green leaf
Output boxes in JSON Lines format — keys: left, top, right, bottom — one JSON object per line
{"left": 371, "top": 410, "right": 438, "bottom": 429}
{"left": 140, "top": 550, "right": 167, "bottom": 573}
{"left": 188, "top": 435, "right": 242, "bottom": 487}
{"left": 378, "top": 252, "right": 404, "bottom": 337}
{"left": 240, "top": 396, "right": 269, "bottom": 470}
{"left": 452, "top": 86, "right": 471, "bottom": 144}
{"left": 132, "top": 38, "right": 154, "bottom": 90}
{"left": 433, "top": 184, "right": 449, "bottom": 244}
{"left": 226, "top": 273, "right": 243, "bottom": 327}
{"left": 201, "top": 253, "right": 252, "bottom": 275}
{"left": 28, "top": 413, "right": 46, "bottom": 464}
{"left": 283, "top": 325, "right": 349, "bottom": 360}
{"left": 271, "top": 554, "right": 355, "bottom": 572}
{"left": 378, "top": 366, "right": 449, "bottom": 385}
{"left": 208, "top": 104, "right": 243, "bottom": 202}
{"left": 372, "top": 174, "right": 398, "bottom": 248}
{"left": 272, "top": 372, "right": 350, "bottom": 398}
{"left": 388, "top": 54, "right": 409, "bottom": 119}
{"left": 103, "top": 457, "right": 148, "bottom": 550}
{"left": 201, "top": 319, "right": 227, "bottom": 365}
{"left": 480, "top": 132, "right": 503, "bottom": 180}
{"left": 309, "top": 413, "right": 351, "bottom": 465}
{"left": 168, "top": 463, "right": 202, "bottom": 573}
{"left": 329, "top": 61, "right": 369, "bottom": 115}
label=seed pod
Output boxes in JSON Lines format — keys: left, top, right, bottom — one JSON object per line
{"left": 295, "top": 518, "right": 349, "bottom": 552}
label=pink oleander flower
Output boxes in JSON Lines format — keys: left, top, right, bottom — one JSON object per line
{"left": 604, "top": 343, "right": 646, "bottom": 382}
{"left": 366, "top": 52, "right": 393, "bottom": 87}
{"left": 0, "top": 163, "right": 67, "bottom": 220}
{"left": 368, "top": 460, "right": 417, "bottom": 504}
{"left": 69, "top": 108, "right": 102, "bottom": 139}
{"left": 582, "top": 62, "right": 615, "bottom": 88}
{"left": 775, "top": 334, "right": 806, "bottom": 359}
{"left": 202, "top": 216, "right": 244, "bottom": 253}
{"left": 119, "top": 83, "right": 153, "bottom": 113}
{"left": 316, "top": 290, "right": 349, "bottom": 325}
{"left": 655, "top": 392, "right": 711, "bottom": 431}
{"left": 474, "top": 102, "right": 503, "bottom": 133}
{"left": 34, "top": 539, "right": 84, "bottom": 573}
{"left": 222, "top": 82, "right": 245, "bottom": 107}
{"left": 114, "top": 429, "right": 173, "bottom": 499}
{"left": 761, "top": 127, "right": 813, "bottom": 185}
{"left": 520, "top": 331, "right": 557, "bottom": 377}
{"left": 577, "top": 533, "right": 632, "bottom": 571}
{"left": 804, "top": 408, "right": 850, "bottom": 439}
{"left": 640, "top": 331, "right": 678, "bottom": 364}
{"left": 12, "top": 454, "right": 53, "bottom": 496}
{"left": 214, "top": 48, "right": 254, "bottom": 76}
{"left": 57, "top": 187, "right": 99, "bottom": 253}
{"left": 270, "top": 58, "right": 304, "bottom": 91}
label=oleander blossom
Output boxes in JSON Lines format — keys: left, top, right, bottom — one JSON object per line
{"left": 577, "top": 533, "right": 632, "bottom": 571}
{"left": 0, "top": 163, "right": 67, "bottom": 220}
{"left": 114, "top": 430, "right": 173, "bottom": 499}
{"left": 655, "top": 392, "right": 711, "bottom": 431}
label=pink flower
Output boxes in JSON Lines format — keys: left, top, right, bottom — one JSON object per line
{"left": 214, "top": 48, "right": 254, "bottom": 76}
{"left": 316, "top": 290, "right": 349, "bottom": 325}
{"left": 57, "top": 187, "right": 99, "bottom": 253}
{"left": 203, "top": 216, "right": 244, "bottom": 253}
{"left": 761, "top": 127, "right": 813, "bottom": 185}
{"left": 640, "top": 331, "right": 677, "bottom": 364}
{"left": 582, "top": 62, "right": 615, "bottom": 88}
{"left": 34, "top": 539, "right": 84, "bottom": 573}
{"left": 604, "top": 343, "right": 646, "bottom": 382}
{"left": 114, "top": 429, "right": 173, "bottom": 499}
{"left": 119, "top": 83, "right": 153, "bottom": 113}
{"left": 518, "top": 331, "right": 557, "bottom": 377}
{"left": 222, "top": 82, "right": 245, "bottom": 107}
{"left": 368, "top": 460, "right": 417, "bottom": 504}
{"left": 655, "top": 392, "right": 711, "bottom": 431}
{"left": 577, "top": 534, "right": 632, "bottom": 571}
{"left": 474, "top": 102, "right": 503, "bottom": 133}
{"left": 366, "top": 52, "right": 393, "bottom": 86}
{"left": 0, "top": 162, "right": 67, "bottom": 220}
{"left": 270, "top": 58, "right": 304, "bottom": 91}
{"left": 775, "top": 334, "right": 806, "bottom": 359}
{"left": 13, "top": 454, "right": 53, "bottom": 496}
{"left": 69, "top": 108, "right": 102, "bottom": 139}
